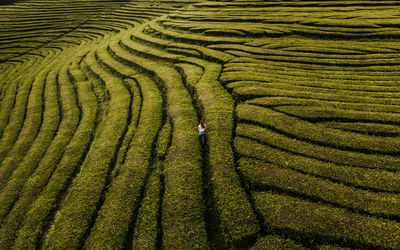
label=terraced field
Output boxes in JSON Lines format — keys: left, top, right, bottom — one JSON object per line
{"left": 1, "top": 0, "right": 400, "bottom": 249}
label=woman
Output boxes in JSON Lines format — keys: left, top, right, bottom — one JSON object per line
{"left": 198, "top": 120, "right": 207, "bottom": 145}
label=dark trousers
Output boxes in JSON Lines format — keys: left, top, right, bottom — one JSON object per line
{"left": 200, "top": 134, "right": 205, "bottom": 145}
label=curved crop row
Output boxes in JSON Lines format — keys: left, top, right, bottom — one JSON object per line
{"left": 117, "top": 36, "right": 208, "bottom": 248}
{"left": 111, "top": 78, "right": 141, "bottom": 178}
{"left": 227, "top": 56, "right": 400, "bottom": 76}
{"left": 250, "top": 235, "right": 305, "bottom": 250}
{"left": 254, "top": 192, "right": 400, "bottom": 249}
{"left": 124, "top": 24, "right": 260, "bottom": 246}
{"left": 85, "top": 71, "right": 162, "bottom": 248}
{"left": 275, "top": 106, "right": 400, "bottom": 125}
{"left": 0, "top": 63, "right": 47, "bottom": 188}
{"left": 236, "top": 122, "right": 400, "bottom": 170}
{"left": 0, "top": 81, "right": 18, "bottom": 138}
{"left": 0, "top": 46, "right": 66, "bottom": 178}
{"left": 131, "top": 162, "right": 163, "bottom": 249}
{"left": 223, "top": 61, "right": 400, "bottom": 81}
{"left": 232, "top": 85, "right": 400, "bottom": 105}
{"left": 0, "top": 51, "right": 81, "bottom": 248}
{"left": 224, "top": 79, "right": 400, "bottom": 101}
{"left": 107, "top": 30, "right": 210, "bottom": 247}
{"left": 237, "top": 104, "right": 400, "bottom": 157}
{"left": 239, "top": 157, "right": 400, "bottom": 219}
{"left": 43, "top": 49, "right": 131, "bottom": 249}
{"left": 14, "top": 76, "right": 97, "bottom": 249}
{"left": 163, "top": 1, "right": 400, "bottom": 39}
{"left": 1, "top": 0, "right": 400, "bottom": 248}
{"left": 0, "top": 0, "right": 127, "bottom": 60}
{"left": 132, "top": 118, "right": 171, "bottom": 248}
{"left": 235, "top": 137, "right": 400, "bottom": 193}
{"left": 246, "top": 97, "right": 400, "bottom": 114}
{"left": 184, "top": 59, "right": 260, "bottom": 245}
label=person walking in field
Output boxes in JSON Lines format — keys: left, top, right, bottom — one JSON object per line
{"left": 198, "top": 120, "right": 207, "bottom": 145}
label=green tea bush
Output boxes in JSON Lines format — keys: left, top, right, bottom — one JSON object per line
{"left": 236, "top": 122, "right": 400, "bottom": 169}
{"left": 0, "top": 81, "right": 17, "bottom": 137}
{"left": 0, "top": 80, "right": 31, "bottom": 165}
{"left": 132, "top": 162, "right": 162, "bottom": 249}
{"left": 276, "top": 106, "right": 400, "bottom": 124}
{"left": 234, "top": 137, "right": 400, "bottom": 192}
{"left": 85, "top": 72, "right": 162, "bottom": 249}
{"left": 0, "top": 60, "right": 61, "bottom": 222}
{"left": 14, "top": 78, "right": 97, "bottom": 249}
{"left": 0, "top": 69, "right": 45, "bottom": 184}
{"left": 237, "top": 104, "right": 400, "bottom": 155}
{"left": 123, "top": 26, "right": 260, "bottom": 244}
{"left": 233, "top": 86, "right": 400, "bottom": 105}
{"left": 2, "top": 0, "right": 400, "bottom": 248}
{"left": 0, "top": 58, "right": 80, "bottom": 249}
{"left": 254, "top": 192, "right": 400, "bottom": 249}
{"left": 109, "top": 36, "right": 208, "bottom": 249}
{"left": 111, "top": 78, "right": 141, "bottom": 179}
{"left": 321, "top": 121, "right": 400, "bottom": 136}
{"left": 250, "top": 235, "right": 305, "bottom": 250}
{"left": 246, "top": 97, "right": 400, "bottom": 113}
{"left": 44, "top": 50, "right": 130, "bottom": 249}
{"left": 239, "top": 157, "right": 400, "bottom": 219}
{"left": 185, "top": 58, "right": 260, "bottom": 245}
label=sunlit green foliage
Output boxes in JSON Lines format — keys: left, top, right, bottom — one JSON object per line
{"left": 1, "top": 0, "right": 400, "bottom": 249}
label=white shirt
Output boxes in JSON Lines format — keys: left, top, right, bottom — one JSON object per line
{"left": 198, "top": 124, "right": 206, "bottom": 134}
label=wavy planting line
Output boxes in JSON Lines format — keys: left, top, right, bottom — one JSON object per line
{"left": 14, "top": 71, "right": 97, "bottom": 249}
{"left": 0, "top": 52, "right": 81, "bottom": 248}
{"left": 0, "top": 57, "right": 62, "bottom": 225}
{"left": 0, "top": 64, "right": 49, "bottom": 187}
{"left": 109, "top": 32, "right": 209, "bottom": 248}
{"left": 85, "top": 71, "right": 162, "bottom": 249}
{"left": 123, "top": 23, "right": 261, "bottom": 246}
{"left": 239, "top": 157, "right": 400, "bottom": 221}
{"left": 253, "top": 191, "right": 400, "bottom": 249}
{"left": 234, "top": 136, "right": 400, "bottom": 193}
{"left": 43, "top": 48, "right": 130, "bottom": 249}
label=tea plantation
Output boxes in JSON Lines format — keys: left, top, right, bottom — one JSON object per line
{"left": 0, "top": 0, "right": 400, "bottom": 249}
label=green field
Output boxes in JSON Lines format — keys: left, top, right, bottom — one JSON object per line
{"left": 0, "top": 0, "right": 400, "bottom": 249}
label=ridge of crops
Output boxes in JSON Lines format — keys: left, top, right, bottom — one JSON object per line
{"left": 1, "top": 0, "right": 400, "bottom": 248}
